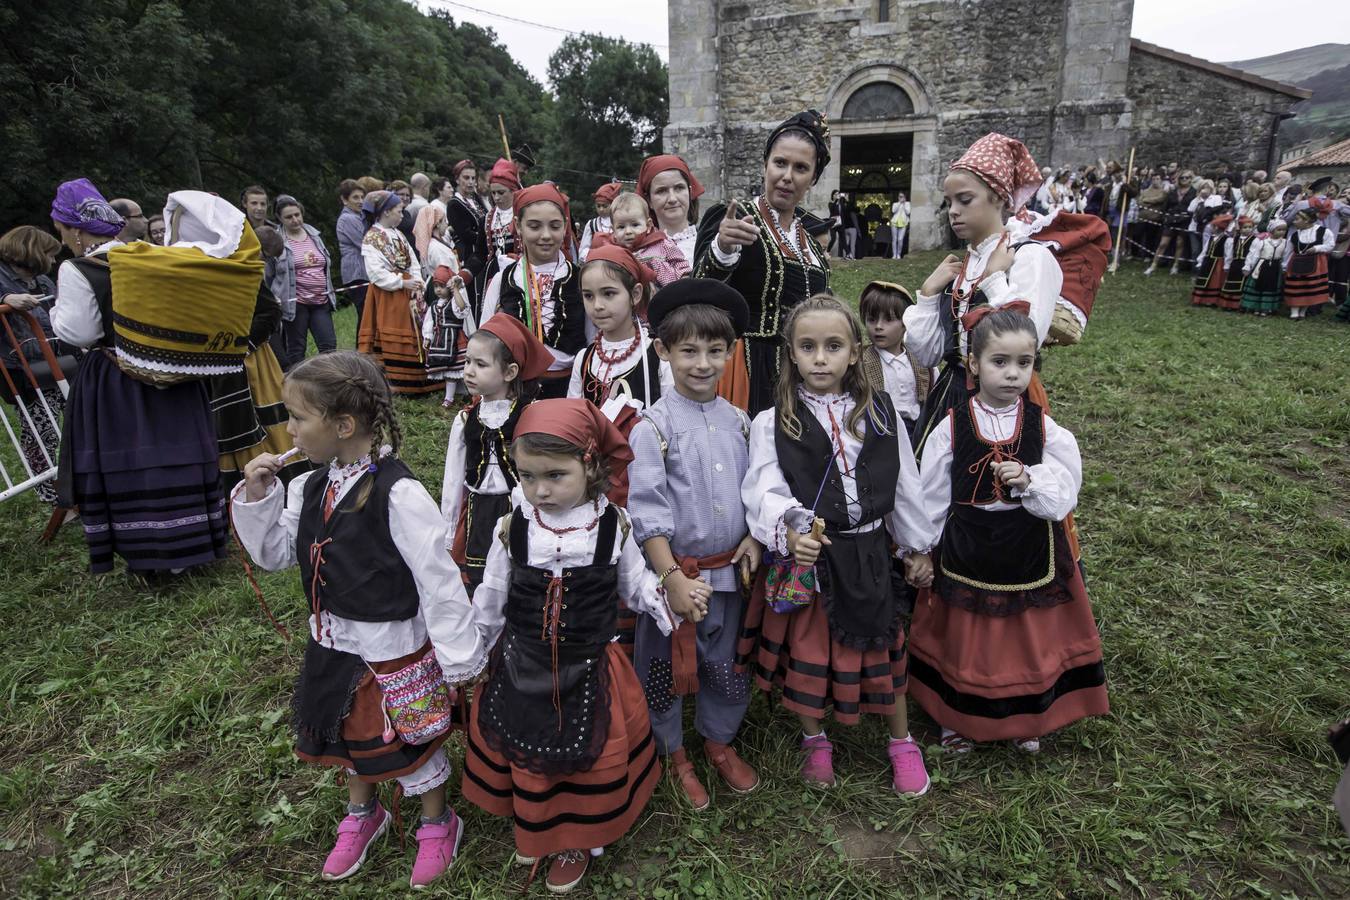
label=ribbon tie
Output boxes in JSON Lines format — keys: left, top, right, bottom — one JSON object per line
{"left": 541, "top": 575, "right": 567, "bottom": 732}
{"left": 960, "top": 298, "right": 1032, "bottom": 335}
{"left": 308, "top": 538, "right": 334, "bottom": 641}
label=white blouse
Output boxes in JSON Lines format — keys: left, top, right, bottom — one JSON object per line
{"left": 565, "top": 326, "right": 674, "bottom": 405}
{"left": 440, "top": 398, "right": 516, "bottom": 551}
{"left": 578, "top": 215, "right": 612, "bottom": 259}
{"left": 741, "top": 391, "right": 934, "bottom": 559}
{"left": 905, "top": 230, "right": 1062, "bottom": 367}
{"left": 918, "top": 398, "right": 1081, "bottom": 544}
{"left": 51, "top": 241, "right": 125, "bottom": 349}
{"left": 472, "top": 495, "right": 674, "bottom": 650}
{"left": 478, "top": 255, "right": 572, "bottom": 372}
{"left": 230, "top": 460, "right": 487, "bottom": 681}
{"left": 1244, "top": 236, "right": 1288, "bottom": 276}
{"left": 361, "top": 224, "right": 422, "bottom": 292}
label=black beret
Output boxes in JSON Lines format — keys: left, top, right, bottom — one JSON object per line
{"left": 648, "top": 278, "right": 750, "bottom": 339}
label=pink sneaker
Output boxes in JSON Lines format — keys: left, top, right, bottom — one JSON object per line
{"left": 800, "top": 734, "right": 836, "bottom": 787}
{"left": 888, "top": 739, "right": 930, "bottom": 797}
{"left": 322, "top": 802, "right": 389, "bottom": 881}
{"left": 409, "top": 810, "right": 464, "bottom": 889}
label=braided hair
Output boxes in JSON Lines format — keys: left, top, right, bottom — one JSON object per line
{"left": 285, "top": 351, "right": 402, "bottom": 464}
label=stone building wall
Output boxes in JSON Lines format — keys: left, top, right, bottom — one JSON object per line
{"left": 1126, "top": 44, "right": 1306, "bottom": 172}
{"left": 664, "top": 0, "right": 1305, "bottom": 251}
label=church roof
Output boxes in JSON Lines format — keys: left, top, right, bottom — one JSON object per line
{"left": 1286, "top": 137, "right": 1350, "bottom": 170}
{"left": 1130, "top": 39, "right": 1312, "bottom": 100}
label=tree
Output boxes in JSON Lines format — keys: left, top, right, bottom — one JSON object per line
{"left": 0, "top": 0, "right": 552, "bottom": 238}
{"left": 546, "top": 34, "right": 668, "bottom": 220}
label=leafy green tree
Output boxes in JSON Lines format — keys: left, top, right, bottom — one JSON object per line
{"left": 0, "top": 0, "right": 552, "bottom": 238}
{"left": 546, "top": 33, "right": 668, "bottom": 219}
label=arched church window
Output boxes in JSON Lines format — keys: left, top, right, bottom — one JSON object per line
{"left": 842, "top": 82, "right": 914, "bottom": 120}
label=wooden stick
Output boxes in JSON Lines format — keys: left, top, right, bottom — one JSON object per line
{"left": 498, "top": 115, "right": 512, "bottom": 161}
{"left": 1109, "top": 146, "right": 1135, "bottom": 274}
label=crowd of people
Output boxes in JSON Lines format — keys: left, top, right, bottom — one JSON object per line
{"left": 1018, "top": 160, "right": 1350, "bottom": 319}
{"left": 2, "top": 118, "right": 1119, "bottom": 893}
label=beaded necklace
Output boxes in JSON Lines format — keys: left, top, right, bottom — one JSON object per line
{"left": 589, "top": 319, "right": 642, "bottom": 402}
{"left": 533, "top": 499, "right": 601, "bottom": 536}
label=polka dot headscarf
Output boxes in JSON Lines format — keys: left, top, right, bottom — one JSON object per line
{"left": 950, "top": 133, "right": 1043, "bottom": 212}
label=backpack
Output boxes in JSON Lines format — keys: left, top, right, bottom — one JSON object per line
{"left": 1010, "top": 210, "right": 1112, "bottom": 346}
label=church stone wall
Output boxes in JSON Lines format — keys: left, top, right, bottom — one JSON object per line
{"left": 1126, "top": 49, "right": 1298, "bottom": 172}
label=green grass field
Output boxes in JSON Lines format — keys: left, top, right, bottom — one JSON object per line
{"left": 2, "top": 254, "right": 1348, "bottom": 898}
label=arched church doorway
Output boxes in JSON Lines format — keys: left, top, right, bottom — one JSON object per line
{"left": 821, "top": 64, "right": 939, "bottom": 251}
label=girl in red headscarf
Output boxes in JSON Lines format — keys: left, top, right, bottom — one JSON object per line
{"left": 580, "top": 181, "right": 622, "bottom": 259}
{"left": 568, "top": 245, "right": 673, "bottom": 455}
{"left": 461, "top": 398, "right": 673, "bottom": 894}
{"left": 479, "top": 158, "right": 521, "bottom": 301}
{"left": 441, "top": 313, "right": 553, "bottom": 593}
{"left": 479, "top": 184, "right": 587, "bottom": 399}
{"left": 910, "top": 307, "right": 1108, "bottom": 755}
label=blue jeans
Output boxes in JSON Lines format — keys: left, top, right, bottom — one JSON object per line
{"left": 284, "top": 303, "right": 336, "bottom": 366}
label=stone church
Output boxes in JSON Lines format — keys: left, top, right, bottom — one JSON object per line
{"left": 664, "top": 0, "right": 1310, "bottom": 250}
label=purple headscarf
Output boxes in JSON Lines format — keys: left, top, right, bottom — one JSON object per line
{"left": 50, "top": 178, "right": 125, "bottom": 237}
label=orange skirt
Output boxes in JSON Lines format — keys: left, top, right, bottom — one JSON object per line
{"left": 907, "top": 571, "right": 1108, "bottom": 742}
{"left": 1283, "top": 254, "right": 1330, "bottom": 308}
{"left": 461, "top": 644, "right": 660, "bottom": 857}
{"left": 736, "top": 580, "right": 908, "bottom": 726}
{"left": 356, "top": 285, "right": 437, "bottom": 394}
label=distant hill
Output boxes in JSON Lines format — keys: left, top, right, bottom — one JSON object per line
{"left": 1224, "top": 43, "right": 1349, "bottom": 85}
{"left": 1224, "top": 44, "right": 1350, "bottom": 150}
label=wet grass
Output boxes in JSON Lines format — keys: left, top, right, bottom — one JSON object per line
{"left": 1, "top": 254, "right": 1347, "bottom": 897}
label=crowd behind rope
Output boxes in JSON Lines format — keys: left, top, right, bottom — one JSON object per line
{"left": 1006, "top": 160, "right": 1350, "bottom": 320}
{"left": 5, "top": 119, "right": 1344, "bottom": 894}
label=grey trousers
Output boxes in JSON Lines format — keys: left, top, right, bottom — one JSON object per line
{"left": 634, "top": 589, "right": 751, "bottom": 754}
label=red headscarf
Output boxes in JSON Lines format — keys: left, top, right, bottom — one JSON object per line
{"left": 583, "top": 243, "right": 655, "bottom": 286}
{"left": 432, "top": 265, "right": 455, "bottom": 286}
{"left": 451, "top": 159, "right": 475, "bottom": 180}
{"left": 637, "top": 155, "right": 704, "bottom": 203}
{"left": 950, "top": 133, "right": 1043, "bottom": 212}
{"left": 476, "top": 313, "right": 555, "bottom": 381}
{"left": 1209, "top": 213, "right": 1235, "bottom": 232}
{"left": 489, "top": 158, "right": 521, "bottom": 190}
{"left": 513, "top": 183, "right": 571, "bottom": 221}
{"left": 593, "top": 181, "right": 623, "bottom": 205}
{"left": 515, "top": 398, "right": 635, "bottom": 468}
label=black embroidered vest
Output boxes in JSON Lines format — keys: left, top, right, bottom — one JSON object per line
{"left": 295, "top": 459, "right": 420, "bottom": 622}
{"left": 497, "top": 260, "right": 586, "bottom": 355}
{"left": 773, "top": 394, "right": 900, "bottom": 530}
{"left": 463, "top": 400, "right": 523, "bottom": 490}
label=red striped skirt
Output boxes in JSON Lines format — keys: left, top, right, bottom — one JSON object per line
{"left": 356, "top": 285, "right": 438, "bottom": 395}
{"left": 1190, "top": 252, "right": 1225, "bottom": 306}
{"left": 1283, "top": 254, "right": 1330, "bottom": 308}
{"left": 736, "top": 584, "right": 907, "bottom": 726}
{"left": 461, "top": 644, "right": 660, "bottom": 857}
{"left": 907, "top": 570, "right": 1109, "bottom": 742}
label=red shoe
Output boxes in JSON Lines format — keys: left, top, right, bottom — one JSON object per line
{"left": 704, "top": 740, "right": 760, "bottom": 794}
{"left": 546, "top": 849, "right": 591, "bottom": 894}
{"left": 668, "top": 748, "right": 710, "bottom": 811}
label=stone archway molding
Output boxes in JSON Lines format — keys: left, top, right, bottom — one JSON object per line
{"left": 816, "top": 62, "right": 942, "bottom": 251}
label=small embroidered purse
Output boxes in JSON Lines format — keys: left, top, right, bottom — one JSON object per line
{"left": 765, "top": 518, "right": 826, "bottom": 615}
{"left": 371, "top": 650, "right": 457, "bottom": 746}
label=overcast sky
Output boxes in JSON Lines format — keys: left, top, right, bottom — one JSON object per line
{"left": 418, "top": 0, "right": 1349, "bottom": 86}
